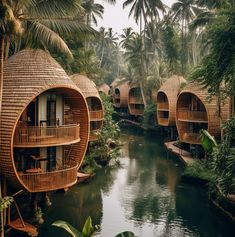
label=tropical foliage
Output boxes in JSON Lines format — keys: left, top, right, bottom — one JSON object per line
{"left": 52, "top": 216, "right": 136, "bottom": 237}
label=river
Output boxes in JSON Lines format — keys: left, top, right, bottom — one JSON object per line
{"left": 39, "top": 128, "right": 234, "bottom": 237}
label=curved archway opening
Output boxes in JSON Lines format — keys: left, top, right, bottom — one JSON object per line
{"left": 176, "top": 92, "right": 208, "bottom": 144}
{"left": 13, "top": 87, "right": 89, "bottom": 192}
{"left": 157, "top": 92, "right": 169, "bottom": 126}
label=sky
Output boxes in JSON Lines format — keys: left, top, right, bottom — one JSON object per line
{"left": 96, "top": 0, "right": 176, "bottom": 35}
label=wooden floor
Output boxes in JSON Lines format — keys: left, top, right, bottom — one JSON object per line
{"left": 8, "top": 218, "right": 38, "bottom": 236}
{"left": 164, "top": 141, "right": 194, "bottom": 165}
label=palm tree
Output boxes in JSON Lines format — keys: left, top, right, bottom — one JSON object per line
{"left": 82, "top": 0, "right": 104, "bottom": 26}
{"left": 119, "top": 27, "right": 135, "bottom": 49}
{"left": 171, "top": 0, "right": 198, "bottom": 73}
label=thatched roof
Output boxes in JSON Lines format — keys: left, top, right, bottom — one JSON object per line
{"left": 98, "top": 83, "right": 110, "bottom": 95}
{"left": 70, "top": 74, "right": 100, "bottom": 99}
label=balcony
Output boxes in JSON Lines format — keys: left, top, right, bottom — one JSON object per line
{"left": 129, "top": 96, "right": 143, "bottom": 104}
{"left": 114, "top": 94, "right": 120, "bottom": 99}
{"left": 157, "top": 102, "right": 169, "bottom": 111}
{"left": 181, "top": 132, "right": 201, "bottom": 144}
{"left": 89, "top": 110, "right": 103, "bottom": 121}
{"left": 19, "top": 166, "right": 78, "bottom": 192}
{"left": 178, "top": 109, "right": 208, "bottom": 123}
{"left": 14, "top": 124, "right": 80, "bottom": 147}
{"left": 130, "top": 108, "right": 144, "bottom": 116}
{"left": 158, "top": 117, "right": 169, "bottom": 126}
{"left": 89, "top": 129, "right": 101, "bottom": 141}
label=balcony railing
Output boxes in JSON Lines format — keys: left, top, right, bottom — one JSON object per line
{"left": 89, "top": 110, "right": 103, "bottom": 121}
{"left": 157, "top": 102, "right": 169, "bottom": 111}
{"left": 19, "top": 166, "right": 77, "bottom": 192}
{"left": 181, "top": 132, "right": 201, "bottom": 144}
{"left": 129, "top": 96, "right": 143, "bottom": 104}
{"left": 89, "top": 129, "right": 101, "bottom": 141}
{"left": 14, "top": 124, "right": 80, "bottom": 147}
{"left": 130, "top": 108, "right": 144, "bottom": 116}
{"left": 158, "top": 117, "right": 169, "bottom": 126}
{"left": 178, "top": 109, "right": 207, "bottom": 122}
{"left": 114, "top": 94, "right": 120, "bottom": 99}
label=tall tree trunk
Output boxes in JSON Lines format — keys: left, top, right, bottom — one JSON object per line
{"left": 139, "top": 81, "right": 147, "bottom": 106}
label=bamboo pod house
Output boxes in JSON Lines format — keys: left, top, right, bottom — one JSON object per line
{"left": 70, "top": 74, "right": 104, "bottom": 142}
{"left": 113, "top": 81, "right": 129, "bottom": 109}
{"left": 157, "top": 75, "right": 186, "bottom": 126}
{"left": 98, "top": 83, "right": 110, "bottom": 95}
{"left": 128, "top": 85, "right": 145, "bottom": 116}
{"left": 176, "top": 82, "right": 230, "bottom": 144}
{"left": 0, "top": 49, "right": 90, "bottom": 193}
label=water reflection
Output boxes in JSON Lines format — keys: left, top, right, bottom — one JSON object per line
{"left": 40, "top": 128, "right": 235, "bottom": 237}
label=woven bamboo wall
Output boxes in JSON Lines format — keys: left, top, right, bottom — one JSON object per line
{"left": 70, "top": 74, "right": 103, "bottom": 141}
{"left": 176, "top": 82, "right": 230, "bottom": 144}
{"left": 98, "top": 83, "right": 110, "bottom": 95}
{"left": 157, "top": 75, "right": 186, "bottom": 126}
{"left": 128, "top": 85, "right": 145, "bottom": 116}
{"left": 0, "top": 49, "right": 89, "bottom": 191}
{"left": 113, "top": 81, "right": 130, "bottom": 108}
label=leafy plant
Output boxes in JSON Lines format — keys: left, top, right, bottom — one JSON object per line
{"left": 52, "top": 216, "right": 136, "bottom": 237}
{"left": 199, "top": 129, "right": 218, "bottom": 154}
{"left": 141, "top": 103, "right": 157, "bottom": 129}
{"left": 0, "top": 196, "right": 13, "bottom": 212}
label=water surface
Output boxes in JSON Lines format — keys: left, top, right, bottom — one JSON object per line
{"left": 39, "top": 128, "right": 234, "bottom": 237}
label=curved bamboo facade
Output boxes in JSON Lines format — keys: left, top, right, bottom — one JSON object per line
{"left": 0, "top": 49, "right": 90, "bottom": 192}
{"left": 157, "top": 75, "right": 186, "bottom": 126}
{"left": 113, "top": 81, "right": 129, "bottom": 108}
{"left": 70, "top": 74, "right": 103, "bottom": 142}
{"left": 98, "top": 83, "right": 110, "bottom": 95}
{"left": 128, "top": 85, "right": 145, "bottom": 116}
{"left": 176, "top": 82, "right": 230, "bottom": 144}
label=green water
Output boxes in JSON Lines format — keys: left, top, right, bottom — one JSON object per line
{"left": 39, "top": 128, "right": 234, "bottom": 237}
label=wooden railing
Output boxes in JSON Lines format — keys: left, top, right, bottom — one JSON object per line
{"left": 157, "top": 102, "right": 169, "bottom": 110}
{"left": 158, "top": 117, "right": 169, "bottom": 126}
{"left": 114, "top": 94, "right": 120, "bottom": 99}
{"left": 181, "top": 132, "right": 201, "bottom": 144}
{"left": 178, "top": 109, "right": 207, "bottom": 122}
{"left": 89, "top": 129, "right": 101, "bottom": 141}
{"left": 14, "top": 124, "right": 80, "bottom": 147}
{"left": 19, "top": 166, "right": 78, "bottom": 192}
{"left": 130, "top": 108, "right": 144, "bottom": 115}
{"left": 89, "top": 110, "right": 103, "bottom": 121}
{"left": 129, "top": 96, "right": 143, "bottom": 104}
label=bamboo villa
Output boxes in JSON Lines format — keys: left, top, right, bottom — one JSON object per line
{"left": 128, "top": 85, "right": 145, "bottom": 116}
{"left": 176, "top": 82, "right": 230, "bottom": 145}
{"left": 0, "top": 49, "right": 90, "bottom": 193}
{"left": 98, "top": 83, "right": 110, "bottom": 95}
{"left": 70, "top": 74, "right": 104, "bottom": 142}
{"left": 113, "top": 81, "right": 129, "bottom": 109}
{"left": 157, "top": 75, "right": 186, "bottom": 126}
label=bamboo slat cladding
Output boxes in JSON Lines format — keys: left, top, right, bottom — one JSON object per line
{"left": 128, "top": 86, "right": 145, "bottom": 116}
{"left": 157, "top": 75, "right": 186, "bottom": 127}
{"left": 176, "top": 82, "right": 230, "bottom": 145}
{"left": 110, "top": 78, "right": 130, "bottom": 108}
{"left": 0, "top": 49, "right": 89, "bottom": 192}
{"left": 98, "top": 83, "right": 110, "bottom": 95}
{"left": 70, "top": 74, "right": 103, "bottom": 141}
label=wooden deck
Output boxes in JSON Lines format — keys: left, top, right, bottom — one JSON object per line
{"left": 164, "top": 141, "right": 194, "bottom": 165}
{"left": 8, "top": 218, "right": 38, "bottom": 236}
